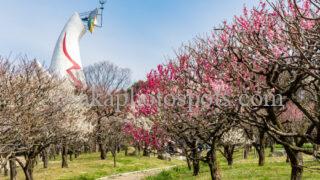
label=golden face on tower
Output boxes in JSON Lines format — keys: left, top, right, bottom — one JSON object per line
{"left": 88, "top": 9, "right": 98, "bottom": 33}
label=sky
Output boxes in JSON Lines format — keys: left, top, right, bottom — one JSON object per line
{"left": 0, "top": 0, "right": 259, "bottom": 81}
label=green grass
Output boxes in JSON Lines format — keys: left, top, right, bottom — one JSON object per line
{"left": 146, "top": 149, "right": 320, "bottom": 180}
{"left": 2, "top": 148, "right": 319, "bottom": 180}
{"left": 274, "top": 143, "right": 313, "bottom": 149}
{"left": 0, "top": 152, "right": 183, "bottom": 180}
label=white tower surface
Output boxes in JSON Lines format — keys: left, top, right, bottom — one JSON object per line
{"left": 50, "top": 13, "right": 87, "bottom": 87}
{"left": 50, "top": 1, "right": 105, "bottom": 88}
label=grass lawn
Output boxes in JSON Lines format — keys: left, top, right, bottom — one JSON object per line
{"left": 146, "top": 148, "right": 320, "bottom": 180}
{"left": 0, "top": 152, "right": 184, "bottom": 180}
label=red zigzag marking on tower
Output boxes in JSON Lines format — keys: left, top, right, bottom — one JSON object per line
{"left": 62, "top": 32, "right": 82, "bottom": 87}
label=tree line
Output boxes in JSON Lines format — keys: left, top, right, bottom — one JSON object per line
{"left": 130, "top": 1, "right": 320, "bottom": 180}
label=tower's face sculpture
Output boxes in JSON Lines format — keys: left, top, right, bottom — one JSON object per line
{"left": 50, "top": 13, "right": 87, "bottom": 87}
{"left": 88, "top": 9, "right": 99, "bottom": 33}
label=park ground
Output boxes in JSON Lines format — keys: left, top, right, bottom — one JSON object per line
{"left": 0, "top": 152, "right": 182, "bottom": 180}
{"left": 1, "top": 148, "right": 319, "bottom": 180}
{"left": 147, "top": 148, "right": 320, "bottom": 180}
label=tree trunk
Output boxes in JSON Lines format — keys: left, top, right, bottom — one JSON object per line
{"left": 23, "top": 168, "right": 33, "bottom": 180}
{"left": 143, "top": 146, "right": 150, "bottom": 157}
{"left": 23, "top": 158, "right": 35, "bottom": 180}
{"left": 192, "top": 158, "right": 200, "bottom": 176}
{"left": 137, "top": 145, "right": 141, "bottom": 156}
{"left": 270, "top": 143, "right": 275, "bottom": 154}
{"left": 254, "top": 130, "right": 266, "bottom": 166}
{"left": 191, "top": 140, "right": 200, "bottom": 176}
{"left": 49, "top": 146, "right": 56, "bottom": 160}
{"left": 97, "top": 117, "right": 107, "bottom": 160}
{"left": 132, "top": 147, "right": 138, "bottom": 156}
{"left": 285, "top": 147, "right": 304, "bottom": 180}
{"left": 124, "top": 146, "right": 128, "bottom": 156}
{"left": 207, "top": 144, "right": 221, "bottom": 180}
{"left": 112, "top": 152, "right": 117, "bottom": 167}
{"left": 182, "top": 146, "right": 191, "bottom": 170}
{"left": 256, "top": 146, "right": 265, "bottom": 166}
{"left": 313, "top": 144, "right": 319, "bottom": 157}
{"left": 243, "top": 145, "right": 249, "bottom": 159}
{"left": 4, "top": 162, "right": 8, "bottom": 176}
{"left": 291, "top": 163, "right": 303, "bottom": 180}
{"left": 93, "top": 143, "right": 98, "bottom": 152}
{"left": 42, "top": 149, "right": 49, "bottom": 168}
{"left": 62, "top": 141, "right": 68, "bottom": 168}
{"left": 186, "top": 155, "right": 192, "bottom": 170}
{"left": 55, "top": 145, "right": 60, "bottom": 156}
{"left": 99, "top": 143, "right": 107, "bottom": 160}
{"left": 223, "top": 145, "right": 235, "bottom": 166}
{"left": 84, "top": 143, "right": 89, "bottom": 153}
{"left": 9, "top": 157, "right": 17, "bottom": 180}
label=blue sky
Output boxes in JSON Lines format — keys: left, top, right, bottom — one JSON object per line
{"left": 0, "top": 0, "right": 259, "bottom": 81}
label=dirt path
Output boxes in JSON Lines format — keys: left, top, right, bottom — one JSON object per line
{"left": 97, "top": 165, "right": 176, "bottom": 180}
